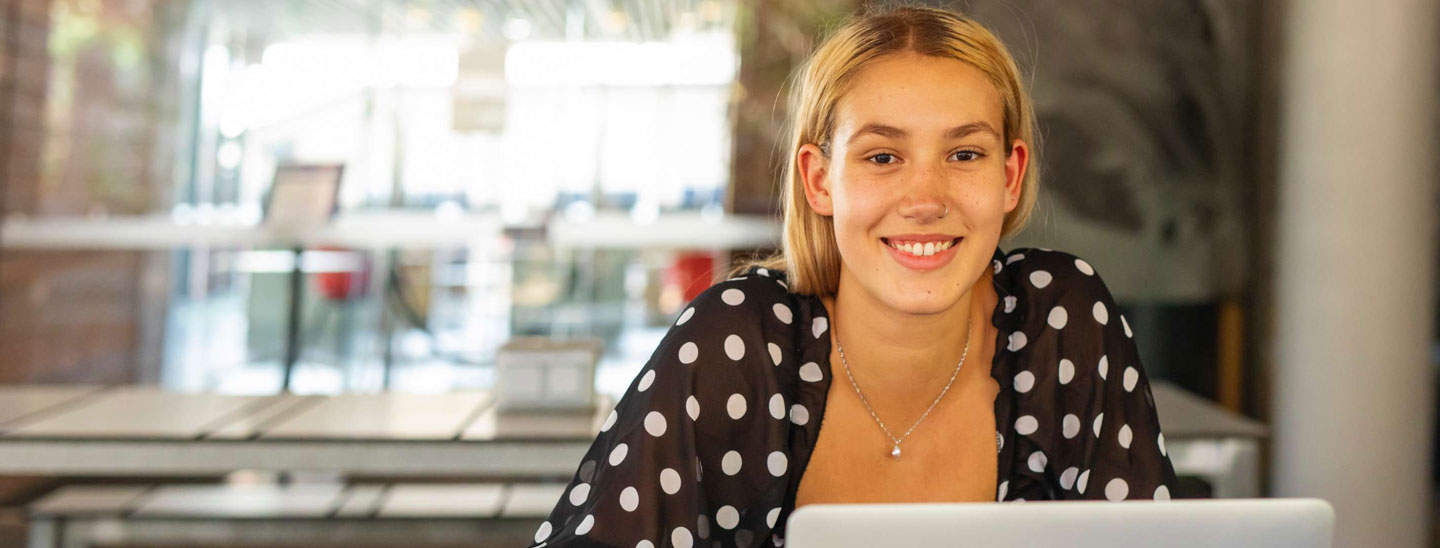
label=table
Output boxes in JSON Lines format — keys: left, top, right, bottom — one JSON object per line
{"left": 1150, "top": 380, "right": 1270, "bottom": 498}
{"left": 0, "top": 386, "right": 609, "bottom": 478}
{"left": 27, "top": 482, "right": 562, "bottom": 548}
{"left": 0, "top": 382, "right": 1266, "bottom": 495}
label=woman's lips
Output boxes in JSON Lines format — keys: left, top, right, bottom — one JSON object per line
{"left": 881, "top": 237, "right": 961, "bottom": 272}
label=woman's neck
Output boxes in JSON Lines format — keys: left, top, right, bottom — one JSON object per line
{"left": 822, "top": 267, "right": 989, "bottom": 399}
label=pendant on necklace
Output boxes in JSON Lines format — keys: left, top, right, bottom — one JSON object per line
{"left": 890, "top": 445, "right": 902, "bottom": 459}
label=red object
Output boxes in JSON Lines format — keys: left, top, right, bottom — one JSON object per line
{"left": 670, "top": 252, "right": 716, "bottom": 303}
{"left": 313, "top": 246, "right": 370, "bottom": 301}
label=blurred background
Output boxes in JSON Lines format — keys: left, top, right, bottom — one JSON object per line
{"left": 0, "top": 0, "right": 1435, "bottom": 547}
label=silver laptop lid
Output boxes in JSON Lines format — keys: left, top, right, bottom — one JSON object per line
{"left": 786, "top": 498, "right": 1333, "bottom": 548}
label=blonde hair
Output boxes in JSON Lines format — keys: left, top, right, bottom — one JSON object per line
{"left": 731, "top": 5, "right": 1040, "bottom": 295}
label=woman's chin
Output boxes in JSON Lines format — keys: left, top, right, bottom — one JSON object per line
{"left": 882, "top": 290, "right": 961, "bottom": 316}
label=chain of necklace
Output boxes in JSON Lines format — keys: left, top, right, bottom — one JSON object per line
{"left": 837, "top": 324, "right": 970, "bottom": 460}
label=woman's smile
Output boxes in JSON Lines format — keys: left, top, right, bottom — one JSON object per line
{"left": 880, "top": 235, "right": 963, "bottom": 272}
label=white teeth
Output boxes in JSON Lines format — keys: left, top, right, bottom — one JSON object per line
{"left": 887, "top": 238, "right": 954, "bottom": 257}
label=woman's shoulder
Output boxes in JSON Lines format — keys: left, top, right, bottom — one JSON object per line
{"left": 995, "top": 246, "right": 1113, "bottom": 302}
{"left": 680, "top": 265, "right": 811, "bottom": 328}
{"left": 660, "top": 265, "right": 825, "bottom": 390}
{"left": 993, "top": 247, "right": 1135, "bottom": 354}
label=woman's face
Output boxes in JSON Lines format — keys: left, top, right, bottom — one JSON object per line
{"left": 800, "top": 52, "right": 1028, "bottom": 315}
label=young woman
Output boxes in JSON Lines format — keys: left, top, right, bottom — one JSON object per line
{"left": 529, "top": 6, "right": 1177, "bottom": 547}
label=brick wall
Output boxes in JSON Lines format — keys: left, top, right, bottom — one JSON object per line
{"left": 0, "top": 0, "right": 178, "bottom": 385}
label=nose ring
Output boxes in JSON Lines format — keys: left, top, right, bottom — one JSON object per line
{"left": 942, "top": 205, "right": 949, "bottom": 218}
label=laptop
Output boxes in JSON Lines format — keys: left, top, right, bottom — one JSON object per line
{"left": 785, "top": 498, "right": 1333, "bottom": 548}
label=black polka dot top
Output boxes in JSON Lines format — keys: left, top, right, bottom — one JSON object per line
{"left": 528, "top": 247, "right": 1179, "bottom": 547}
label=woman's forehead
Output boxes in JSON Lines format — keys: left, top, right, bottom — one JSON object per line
{"left": 833, "top": 53, "right": 1003, "bottom": 141}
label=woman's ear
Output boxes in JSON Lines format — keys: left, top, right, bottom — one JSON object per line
{"left": 1003, "top": 138, "right": 1029, "bottom": 213}
{"left": 798, "top": 143, "right": 835, "bottom": 216}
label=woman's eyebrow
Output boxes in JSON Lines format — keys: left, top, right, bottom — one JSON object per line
{"left": 846, "top": 121, "right": 1000, "bottom": 145}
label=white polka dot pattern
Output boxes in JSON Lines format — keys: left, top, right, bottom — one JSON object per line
{"left": 644, "top": 412, "right": 666, "bottom": 437}
{"left": 637, "top": 370, "right": 655, "bottom": 392}
{"left": 1015, "top": 415, "right": 1038, "bottom": 435}
{"left": 1060, "top": 467, "right": 1079, "bottom": 490}
{"left": 659, "top": 468, "right": 682, "bottom": 495}
{"left": 671, "top": 527, "right": 692, "bottom": 548}
{"left": 1047, "top": 306, "right": 1068, "bottom": 329}
{"left": 527, "top": 253, "right": 1178, "bottom": 547}
{"left": 1093, "top": 301, "right": 1109, "bottom": 325}
{"left": 1030, "top": 270, "right": 1053, "bottom": 288}
{"left": 798, "top": 362, "right": 824, "bottom": 383}
{"left": 678, "top": 342, "right": 698, "bottom": 364}
{"left": 773, "top": 303, "right": 793, "bottom": 324}
{"left": 1007, "top": 332, "right": 1027, "bottom": 352}
{"left": 721, "top": 451, "right": 742, "bottom": 475}
{"left": 576, "top": 514, "right": 595, "bottom": 535}
{"left": 685, "top": 396, "right": 700, "bottom": 421}
{"left": 789, "top": 404, "right": 809, "bottom": 425}
{"left": 1013, "top": 371, "right": 1035, "bottom": 393}
{"left": 569, "top": 484, "right": 590, "bottom": 506}
{"left": 600, "top": 410, "right": 617, "bottom": 432}
{"left": 609, "top": 444, "right": 628, "bottom": 465}
{"left": 721, "top": 288, "right": 745, "bottom": 306}
{"left": 1058, "top": 359, "right": 1074, "bottom": 384}
{"left": 716, "top": 506, "right": 740, "bottom": 529}
{"left": 726, "top": 394, "right": 747, "bottom": 419}
{"left": 768, "top": 451, "right": 788, "bottom": 476}
{"left": 1062, "top": 414, "right": 1080, "bottom": 439}
{"left": 1028, "top": 451, "right": 1048, "bottom": 473}
{"left": 1105, "top": 478, "right": 1129, "bottom": 501}
{"left": 724, "top": 335, "right": 745, "bottom": 361}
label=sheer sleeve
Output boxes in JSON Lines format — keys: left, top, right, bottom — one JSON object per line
{"left": 1004, "top": 250, "right": 1179, "bottom": 502}
{"left": 528, "top": 275, "right": 796, "bottom": 547}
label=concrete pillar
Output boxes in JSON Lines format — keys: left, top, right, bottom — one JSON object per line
{"left": 1270, "top": 1, "right": 1439, "bottom": 547}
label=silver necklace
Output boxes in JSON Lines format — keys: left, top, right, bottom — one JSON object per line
{"left": 837, "top": 325, "right": 970, "bottom": 460}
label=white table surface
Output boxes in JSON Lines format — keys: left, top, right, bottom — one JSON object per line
{"left": 258, "top": 392, "right": 492, "bottom": 441}
{"left": 0, "top": 383, "right": 1260, "bottom": 478}
{"left": 0, "top": 386, "right": 105, "bottom": 426}
{"left": 2, "top": 388, "right": 278, "bottom": 439}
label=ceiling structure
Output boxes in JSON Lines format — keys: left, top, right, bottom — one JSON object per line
{"left": 209, "top": 0, "right": 737, "bottom": 43}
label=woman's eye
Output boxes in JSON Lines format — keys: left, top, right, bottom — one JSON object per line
{"left": 866, "top": 153, "right": 897, "bottom": 165}
{"left": 951, "top": 150, "right": 983, "bottom": 162}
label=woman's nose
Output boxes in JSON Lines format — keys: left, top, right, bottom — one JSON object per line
{"left": 897, "top": 165, "right": 948, "bottom": 221}
{"left": 898, "top": 199, "right": 947, "bottom": 221}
